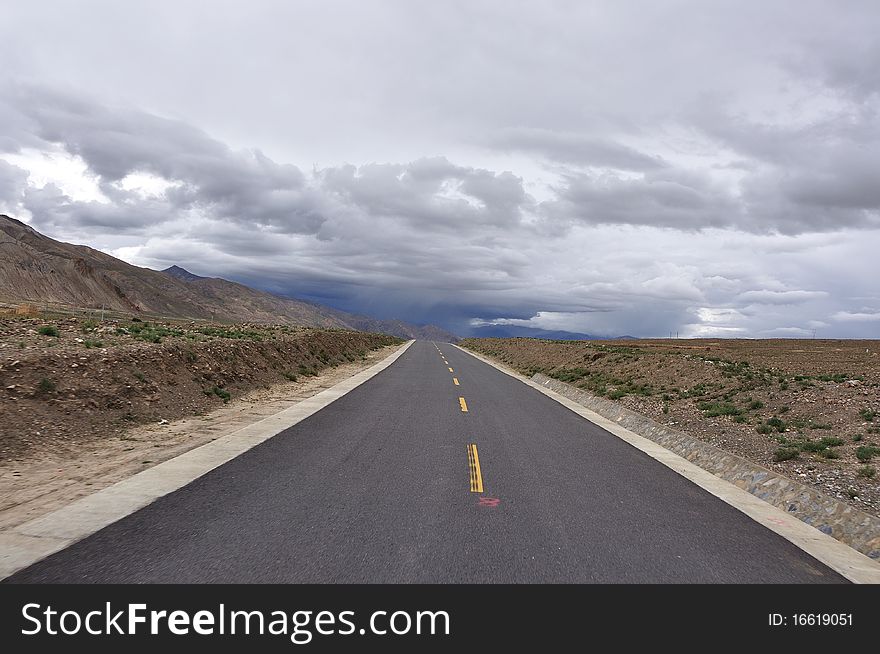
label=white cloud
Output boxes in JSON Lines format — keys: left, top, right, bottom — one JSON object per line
{"left": 736, "top": 289, "right": 828, "bottom": 304}
{"left": 832, "top": 311, "right": 880, "bottom": 322}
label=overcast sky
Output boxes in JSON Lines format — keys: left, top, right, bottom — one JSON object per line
{"left": 1, "top": 0, "right": 878, "bottom": 337}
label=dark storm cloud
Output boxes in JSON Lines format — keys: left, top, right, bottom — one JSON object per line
{"left": 487, "top": 127, "right": 667, "bottom": 171}
{"left": 4, "top": 84, "right": 320, "bottom": 234}
{"left": 736, "top": 290, "right": 829, "bottom": 305}
{"left": 691, "top": 101, "right": 880, "bottom": 233}
{"left": 543, "top": 168, "right": 741, "bottom": 231}
{"left": 21, "top": 183, "right": 172, "bottom": 233}
{"left": 319, "top": 157, "right": 532, "bottom": 229}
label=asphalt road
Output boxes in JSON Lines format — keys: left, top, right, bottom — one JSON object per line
{"left": 7, "top": 341, "right": 845, "bottom": 583}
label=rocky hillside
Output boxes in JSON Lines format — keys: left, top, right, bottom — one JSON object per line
{"left": 0, "top": 215, "right": 456, "bottom": 341}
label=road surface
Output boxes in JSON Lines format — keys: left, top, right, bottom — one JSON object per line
{"left": 6, "top": 341, "right": 845, "bottom": 583}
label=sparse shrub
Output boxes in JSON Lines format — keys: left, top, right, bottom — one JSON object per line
{"left": 820, "top": 449, "right": 840, "bottom": 459}
{"left": 780, "top": 406, "right": 790, "bottom": 413}
{"left": 766, "top": 417, "right": 786, "bottom": 433}
{"left": 856, "top": 445, "right": 880, "bottom": 462}
{"left": 697, "top": 401, "right": 742, "bottom": 418}
{"left": 83, "top": 339, "right": 103, "bottom": 348}
{"left": 859, "top": 409, "right": 876, "bottom": 422}
{"left": 551, "top": 368, "right": 589, "bottom": 383}
{"left": 756, "top": 424, "right": 773, "bottom": 435}
{"left": 283, "top": 372, "right": 298, "bottom": 382}
{"left": 858, "top": 465, "right": 876, "bottom": 479}
{"left": 819, "top": 436, "right": 844, "bottom": 447}
{"left": 133, "top": 371, "right": 146, "bottom": 382}
{"left": 852, "top": 434, "right": 863, "bottom": 442}
{"left": 773, "top": 447, "right": 799, "bottom": 462}
{"left": 38, "top": 325, "right": 58, "bottom": 337}
{"left": 37, "top": 377, "right": 56, "bottom": 395}
{"left": 748, "top": 400, "right": 764, "bottom": 410}
{"left": 204, "top": 386, "right": 231, "bottom": 402}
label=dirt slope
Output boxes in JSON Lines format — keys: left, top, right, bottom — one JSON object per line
{"left": 0, "top": 314, "right": 401, "bottom": 461}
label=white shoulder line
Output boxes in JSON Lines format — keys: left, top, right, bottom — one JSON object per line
{"left": 0, "top": 340, "right": 415, "bottom": 581}
{"left": 453, "top": 343, "right": 880, "bottom": 585}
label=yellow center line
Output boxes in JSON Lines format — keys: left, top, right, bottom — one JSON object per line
{"left": 453, "top": 377, "right": 460, "bottom": 385}
{"left": 467, "top": 443, "right": 484, "bottom": 493}
{"left": 459, "top": 397, "right": 468, "bottom": 412}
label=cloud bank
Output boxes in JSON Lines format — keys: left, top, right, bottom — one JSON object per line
{"left": 0, "top": 1, "right": 877, "bottom": 337}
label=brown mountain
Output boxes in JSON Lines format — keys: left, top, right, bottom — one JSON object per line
{"left": 0, "top": 215, "right": 457, "bottom": 341}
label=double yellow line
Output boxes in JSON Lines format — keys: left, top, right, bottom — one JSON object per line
{"left": 436, "top": 344, "right": 484, "bottom": 494}
{"left": 467, "top": 443, "right": 484, "bottom": 493}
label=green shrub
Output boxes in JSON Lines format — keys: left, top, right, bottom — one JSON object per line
{"left": 855, "top": 446, "right": 880, "bottom": 462}
{"left": 204, "top": 386, "right": 231, "bottom": 402}
{"left": 857, "top": 465, "right": 876, "bottom": 479}
{"left": 748, "top": 400, "right": 764, "bottom": 410}
{"left": 38, "top": 325, "right": 58, "bottom": 337}
{"left": 859, "top": 409, "right": 876, "bottom": 422}
{"left": 765, "top": 417, "right": 786, "bottom": 433}
{"left": 816, "top": 373, "right": 848, "bottom": 383}
{"left": 773, "top": 448, "right": 799, "bottom": 462}
{"left": 37, "top": 377, "right": 56, "bottom": 394}
{"left": 697, "top": 402, "right": 742, "bottom": 417}
{"left": 818, "top": 436, "right": 844, "bottom": 447}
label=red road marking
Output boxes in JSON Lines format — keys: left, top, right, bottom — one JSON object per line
{"left": 478, "top": 497, "right": 501, "bottom": 507}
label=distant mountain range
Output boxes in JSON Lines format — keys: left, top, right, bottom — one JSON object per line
{"left": 468, "top": 325, "right": 634, "bottom": 341}
{"left": 0, "top": 215, "right": 457, "bottom": 341}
